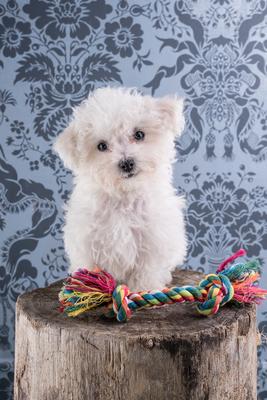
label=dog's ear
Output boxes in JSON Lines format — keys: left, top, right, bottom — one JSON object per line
{"left": 53, "top": 122, "right": 79, "bottom": 171}
{"left": 156, "top": 96, "right": 185, "bottom": 138}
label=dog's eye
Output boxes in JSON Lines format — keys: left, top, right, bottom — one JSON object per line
{"left": 97, "top": 141, "right": 108, "bottom": 152}
{"left": 134, "top": 130, "right": 145, "bottom": 141}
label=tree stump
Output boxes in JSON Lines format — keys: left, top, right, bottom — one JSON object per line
{"left": 14, "top": 270, "right": 257, "bottom": 400}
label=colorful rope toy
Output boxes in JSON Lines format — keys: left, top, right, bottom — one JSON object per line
{"left": 59, "top": 249, "right": 267, "bottom": 322}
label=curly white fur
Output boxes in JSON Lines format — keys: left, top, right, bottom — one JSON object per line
{"left": 54, "top": 86, "right": 188, "bottom": 291}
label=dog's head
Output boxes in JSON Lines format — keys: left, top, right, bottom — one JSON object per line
{"left": 54, "top": 86, "right": 184, "bottom": 193}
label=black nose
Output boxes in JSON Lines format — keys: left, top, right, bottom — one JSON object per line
{"left": 118, "top": 158, "right": 135, "bottom": 173}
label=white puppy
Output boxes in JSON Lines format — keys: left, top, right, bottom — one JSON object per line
{"left": 54, "top": 86, "right": 187, "bottom": 291}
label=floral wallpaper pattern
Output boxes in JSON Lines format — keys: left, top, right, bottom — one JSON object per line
{"left": 1, "top": 0, "right": 267, "bottom": 398}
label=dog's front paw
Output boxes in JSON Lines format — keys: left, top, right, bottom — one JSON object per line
{"left": 127, "top": 270, "right": 172, "bottom": 292}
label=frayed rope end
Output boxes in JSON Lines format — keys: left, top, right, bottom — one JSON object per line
{"left": 59, "top": 268, "right": 116, "bottom": 317}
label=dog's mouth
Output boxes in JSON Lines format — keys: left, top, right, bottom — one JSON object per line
{"left": 122, "top": 171, "right": 139, "bottom": 179}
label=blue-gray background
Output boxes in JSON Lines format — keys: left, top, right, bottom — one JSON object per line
{"left": 1, "top": 0, "right": 267, "bottom": 398}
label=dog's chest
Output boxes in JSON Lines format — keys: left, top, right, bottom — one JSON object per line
{"left": 95, "top": 196, "right": 147, "bottom": 238}
{"left": 88, "top": 196, "right": 149, "bottom": 264}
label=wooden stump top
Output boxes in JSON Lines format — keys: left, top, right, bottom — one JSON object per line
{"left": 17, "top": 269, "right": 254, "bottom": 340}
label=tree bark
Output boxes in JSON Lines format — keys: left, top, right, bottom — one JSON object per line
{"left": 14, "top": 270, "right": 257, "bottom": 400}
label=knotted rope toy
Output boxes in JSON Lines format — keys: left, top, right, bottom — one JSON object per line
{"left": 59, "top": 249, "right": 267, "bottom": 322}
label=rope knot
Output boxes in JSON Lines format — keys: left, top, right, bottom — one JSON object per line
{"left": 197, "top": 273, "right": 234, "bottom": 315}
{"left": 112, "top": 284, "right": 132, "bottom": 322}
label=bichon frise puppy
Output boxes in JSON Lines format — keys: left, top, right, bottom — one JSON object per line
{"left": 54, "top": 86, "right": 187, "bottom": 291}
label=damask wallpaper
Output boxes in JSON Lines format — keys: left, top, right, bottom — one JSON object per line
{"left": 1, "top": 0, "right": 267, "bottom": 398}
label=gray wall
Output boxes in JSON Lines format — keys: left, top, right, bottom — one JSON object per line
{"left": 1, "top": 0, "right": 267, "bottom": 398}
